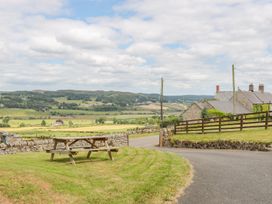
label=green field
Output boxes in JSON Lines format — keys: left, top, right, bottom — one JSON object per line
{"left": 173, "top": 129, "right": 272, "bottom": 143}
{"left": 0, "top": 148, "right": 191, "bottom": 204}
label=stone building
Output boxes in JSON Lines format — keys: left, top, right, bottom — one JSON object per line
{"left": 183, "top": 84, "right": 272, "bottom": 120}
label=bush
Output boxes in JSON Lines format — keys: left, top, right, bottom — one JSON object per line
{"left": 2, "top": 116, "right": 10, "bottom": 124}
{"left": 0, "top": 123, "right": 10, "bottom": 127}
{"left": 95, "top": 117, "right": 106, "bottom": 124}
{"left": 69, "top": 120, "right": 74, "bottom": 127}
{"left": 161, "top": 115, "right": 183, "bottom": 127}
{"left": 207, "top": 109, "right": 226, "bottom": 118}
{"left": 19, "top": 123, "right": 26, "bottom": 127}
{"left": 41, "top": 120, "right": 46, "bottom": 127}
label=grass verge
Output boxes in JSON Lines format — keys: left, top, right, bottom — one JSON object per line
{"left": 173, "top": 129, "right": 272, "bottom": 143}
{"left": 0, "top": 147, "right": 191, "bottom": 204}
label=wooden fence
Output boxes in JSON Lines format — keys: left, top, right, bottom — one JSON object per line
{"left": 174, "top": 111, "right": 272, "bottom": 134}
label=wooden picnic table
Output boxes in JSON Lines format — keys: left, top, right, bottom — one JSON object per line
{"left": 46, "top": 136, "right": 119, "bottom": 165}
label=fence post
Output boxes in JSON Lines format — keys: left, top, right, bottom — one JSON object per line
{"left": 186, "top": 121, "right": 188, "bottom": 134}
{"left": 219, "top": 117, "right": 221, "bottom": 133}
{"left": 174, "top": 124, "right": 177, "bottom": 134}
{"left": 265, "top": 111, "right": 269, "bottom": 130}
{"left": 240, "top": 115, "right": 244, "bottom": 131}
{"left": 202, "top": 118, "right": 204, "bottom": 134}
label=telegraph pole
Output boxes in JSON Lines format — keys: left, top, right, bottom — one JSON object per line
{"left": 160, "top": 78, "right": 164, "bottom": 127}
{"left": 232, "top": 64, "right": 236, "bottom": 114}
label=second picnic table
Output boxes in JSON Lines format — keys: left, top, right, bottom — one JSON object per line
{"left": 46, "top": 136, "right": 119, "bottom": 165}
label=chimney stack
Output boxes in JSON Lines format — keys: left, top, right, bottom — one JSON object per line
{"left": 249, "top": 83, "right": 254, "bottom": 92}
{"left": 216, "top": 85, "right": 220, "bottom": 93}
{"left": 259, "top": 84, "right": 264, "bottom": 93}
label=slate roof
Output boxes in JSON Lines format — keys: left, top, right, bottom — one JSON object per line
{"left": 216, "top": 90, "right": 272, "bottom": 104}
{"left": 207, "top": 101, "right": 250, "bottom": 114}
{"left": 252, "top": 92, "right": 272, "bottom": 104}
{"left": 215, "top": 91, "right": 233, "bottom": 101}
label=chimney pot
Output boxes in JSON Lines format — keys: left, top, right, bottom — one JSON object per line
{"left": 216, "top": 85, "right": 220, "bottom": 93}
{"left": 259, "top": 84, "right": 264, "bottom": 93}
{"left": 249, "top": 83, "right": 254, "bottom": 92}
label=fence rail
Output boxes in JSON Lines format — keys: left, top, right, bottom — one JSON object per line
{"left": 174, "top": 111, "right": 272, "bottom": 134}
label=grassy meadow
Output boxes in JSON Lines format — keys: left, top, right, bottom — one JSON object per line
{"left": 0, "top": 148, "right": 191, "bottom": 204}
{"left": 0, "top": 108, "right": 160, "bottom": 138}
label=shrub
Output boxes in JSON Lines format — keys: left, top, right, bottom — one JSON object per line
{"left": 0, "top": 123, "right": 10, "bottom": 127}
{"left": 207, "top": 109, "right": 226, "bottom": 118}
{"left": 41, "top": 120, "right": 46, "bottom": 127}
{"left": 95, "top": 117, "right": 106, "bottom": 124}
{"left": 19, "top": 123, "right": 26, "bottom": 127}
{"left": 68, "top": 120, "right": 74, "bottom": 127}
{"left": 2, "top": 116, "right": 10, "bottom": 124}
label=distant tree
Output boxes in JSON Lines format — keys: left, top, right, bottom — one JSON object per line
{"left": 201, "top": 108, "right": 209, "bottom": 119}
{"left": 68, "top": 120, "right": 74, "bottom": 127}
{"left": 95, "top": 117, "right": 106, "bottom": 124}
{"left": 19, "top": 123, "right": 26, "bottom": 127}
{"left": 41, "top": 120, "right": 46, "bottom": 127}
{"left": 2, "top": 117, "right": 10, "bottom": 124}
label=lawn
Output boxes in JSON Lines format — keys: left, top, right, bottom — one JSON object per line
{"left": 173, "top": 129, "right": 272, "bottom": 143}
{"left": 0, "top": 148, "right": 191, "bottom": 204}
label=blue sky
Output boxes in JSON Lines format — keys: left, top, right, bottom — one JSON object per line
{"left": 0, "top": 0, "right": 272, "bottom": 95}
{"left": 67, "top": 0, "right": 123, "bottom": 19}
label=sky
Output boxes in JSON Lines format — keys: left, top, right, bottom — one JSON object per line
{"left": 1, "top": 0, "right": 272, "bottom": 95}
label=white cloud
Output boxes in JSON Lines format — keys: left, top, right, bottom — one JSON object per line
{"left": 0, "top": 0, "right": 272, "bottom": 94}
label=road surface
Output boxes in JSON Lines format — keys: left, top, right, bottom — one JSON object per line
{"left": 130, "top": 136, "right": 272, "bottom": 204}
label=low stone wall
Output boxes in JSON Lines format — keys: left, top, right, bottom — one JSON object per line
{"left": 164, "top": 139, "right": 272, "bottom": 151}
{"left": 160, "top": 128, "right": 272, "bottom": 151}
{"left": 127, "top": 126, "right": 159, "bottom": 135}
{"left": 0, "top": 132, "right": 128, "bottom": 155}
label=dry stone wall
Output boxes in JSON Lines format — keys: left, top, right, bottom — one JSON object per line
{"left": 161, "top": 128, "right": 272, "bottom": 151}
{"left": 165, "top": 139, "right": 272, "bottom": 151}
{"left": 0, "top": 132, "right": 128, "bottom": 155}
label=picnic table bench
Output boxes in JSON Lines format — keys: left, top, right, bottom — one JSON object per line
{"left": 46, "top": 136, "right": 119, "bottom": 165}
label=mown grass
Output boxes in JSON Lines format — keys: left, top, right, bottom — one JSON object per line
{"left": 173, "top": 128, "right": 272, "bottom": 143}
{"left": 0, "top": 148, "right": 191, "bottom": 204}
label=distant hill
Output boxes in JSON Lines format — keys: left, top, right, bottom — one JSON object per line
{"left": 0, "top": 90, "right": 213, "bottom": 111}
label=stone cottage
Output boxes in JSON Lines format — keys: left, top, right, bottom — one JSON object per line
{"left": 183, "top": 84, "right": 272, "bottom": 120}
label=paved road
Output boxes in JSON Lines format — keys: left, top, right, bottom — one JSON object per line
{"left": 130, "top": 136, "right": 272, "bottom": 204}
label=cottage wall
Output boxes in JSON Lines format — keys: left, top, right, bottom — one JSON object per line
{"left": 183, "top": 104, "right": 202, "bottom": 120}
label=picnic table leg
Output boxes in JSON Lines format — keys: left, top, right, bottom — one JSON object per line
{"left": 87, "top": 151, "right": 92, "bottom": 159}
{"left": 51, "top": 141, "right": 58, "bottom": 161}
{"left": 64, "top": 141, "right": 75, "bottom": 165}
{"left": 87, "top": 139, "right": 96, "bottom": 159}
{"left": 105, "top": 140, "right": 113, "bottom": 161}
{"left": 69, "top": 153, "right": 76, "bottom": 165}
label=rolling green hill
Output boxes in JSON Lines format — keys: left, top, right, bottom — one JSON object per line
{"left": 0, "top": 90, "right": 212, "bottom": 112}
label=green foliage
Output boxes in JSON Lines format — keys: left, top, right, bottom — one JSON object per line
{"left": 68, "top": 120, "right": 74, "bottom": 127}
{"left": 0, "top": 123, "right": 10, "bottom": 127}
{"left": 161, "top": 115, "right": 183, "bottom": 127}
{"left": 19, "top": 123, "right": 26, "bottom": 127}
{"left": 2, "top": 116, "right": 10, "bottom": 125}
{"left": 207, "top": 109, "right": 226, "bottom": 117}
{"left": 95, "top": 117, "right": 106, "bottom": 124}
{"left": 41, "top": 120, "right": 46, "bottom": 127}
{"left": 253, "top": 104, "right": 270, "bottom": 112}
{"left": 201, "top": 108, "right": 209, "bottom": 119}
